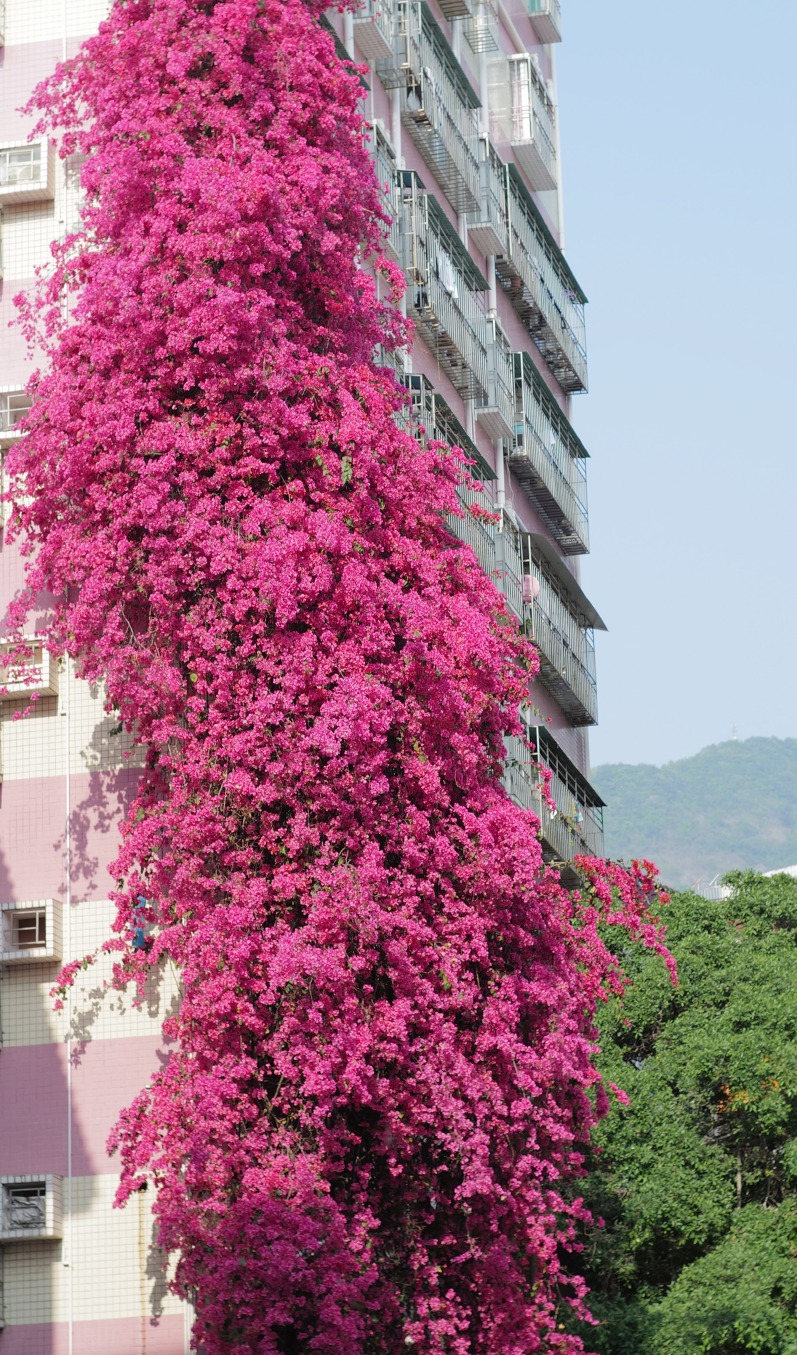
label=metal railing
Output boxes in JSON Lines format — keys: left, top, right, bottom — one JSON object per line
{"left": 401, "top": 175, "right": 490, "bottom": 399}
{"left": 467, "top": 138, "right": 509, "bottom": 256}
{"left": 494, "top": 510, "right": 525, "bottom": 620}
{"left": 511, "top": 351, "right": 589, "bottom": 554}
{"left": 507, "top": 55, "right": 557, "bottom": 191}
{"left": 527, "top": 0, "right": 562, "bottom": 43}
{"left": 535, "top": 760, "right": 604, "bottom": 860}
{"left": 373, "top": 127, "right": 401, "bottom": 260}
{"left": 526, "top": 562, "right": 598, "bottom": 724}
{"left": 497, "top": 170, "right": 588, "bottom": 392}
{"left": 502, "top": 730, "right": 536, "bottom": 810}
{"left": 353, "top": 0, "right": 396, "bottom": 60}
{"left": 476, "top": 318, "right": 514, "bottom": 440}
{"left": 398, "top": 2, "right": 481, "bottom": 214}
{"left": 449, "top": 480, "right": 498, "bottom": 576}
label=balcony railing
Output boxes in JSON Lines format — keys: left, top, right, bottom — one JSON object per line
{"left": 502, "top": 723, "right": 604, "bottom": 863}
{"left": 401, "top": 173, "right": 490, "bottom": 399}
{"left": 464, "top": 0, "right": 498, "bottom": 54}
{"left": 0, "top": 390, "right": 31, "bottom": 445}
{"left": 523, "top": 536, "right": 603, "bottom": 725}
{"left": 495, "top": 509, "right": 525, "bottom": 621}
{"left": 533, "top": 726, "right": 604, "bottom": 861}
{"left": 527, "top": 0, "right": 562, "bottom": 44}
{"left": 373, "top": 125, "right": 401, "bottom": 261}
{"left": 398, "top": 3, "right": 481, "bottom": 214}
{"left": 476, "top": 318, "right": 514, "bottom": 441}
{"left": 467, "top": 138, "right": 509, "bottom": 258}
{"left": 496, "top": 166, "right": 588, "bottom": 393}
{"left": 354, "top": 0, "right": 396, "bottom": 61}
{"left": 505, "top": 55, "right": 557, "bottom": 192}
{"left": 511, "top": 351, "right": 589, "bottom": 554}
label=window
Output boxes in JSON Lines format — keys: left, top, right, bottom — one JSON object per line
{"left": 0, "top": 1177, "right": 62, "bottom": 1241}
{"left": 0, "top": 900, "right": 62, "bottom": 963}
{"left": 0, "top": 144, "right": 41, "bottom": 186}
{"left": 12, "top": 910, "right": 46, "bottom": 950}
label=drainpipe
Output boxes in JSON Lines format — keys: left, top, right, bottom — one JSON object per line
{"left": 343, "top": 10, "right": 354, "bottom": 57}
{"left": 496, "top": 437, "right": 506, "bottom": 513}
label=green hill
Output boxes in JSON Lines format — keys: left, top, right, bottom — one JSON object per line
{"left": 592, "top": 737, "right": 797, "bottom": 889}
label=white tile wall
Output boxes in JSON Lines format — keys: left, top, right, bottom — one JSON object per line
{"left": 1, "top": 666, "right": 145, "bottom": 781}
{"left": 5, "top": 0, "right": 111, "bottom": 48}
{"left": 2, "top": 1173, "right": 184, "bottom": 1325}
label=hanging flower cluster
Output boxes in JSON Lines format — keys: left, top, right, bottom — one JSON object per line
{"left": 6, "top": 1, "right": 671, "bottom": 1351}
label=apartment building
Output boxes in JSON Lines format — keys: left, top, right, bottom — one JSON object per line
{"left": 0, "top": 0, "right": 604, "bottom": 1349}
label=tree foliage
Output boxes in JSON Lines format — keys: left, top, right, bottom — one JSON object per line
{"left": 573, "top": 872, "right": 797, "bottom": 1355}
{"left": 6, "top": 0, "right": 669, "bottom": 1350}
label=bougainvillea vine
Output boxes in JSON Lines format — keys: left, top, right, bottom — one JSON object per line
{"left": 6, "top": 1, "right": 672, "bottom": 1350}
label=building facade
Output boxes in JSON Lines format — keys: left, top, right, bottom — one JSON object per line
{"left": 0, "top": 0, "right": 604, "bottom": 1349}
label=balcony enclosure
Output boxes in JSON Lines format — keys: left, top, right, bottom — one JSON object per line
{"left": 0, "top": 140, "right": 53, "bottom": 203}
{"left": 0, "top": 389, "right": 31, "bottom": 444}
{"left": 495, "top": 508, "right": 525, "bottom": 621}
{"left": 533, "top": 726, "right": 604, "bottom": 863}
{"left": 372, "top": 125, "right": 401, "bottom": 261}
{"left": 476, "top": 318, "right": 514, "bottom": 441}
{"left": 496, "top": 167, "right": 588, "bottom": 392}
{"left": 400, "top": 372, "right": 499, "bottom": 577}
{"left": 511, "top": 351, "right": 589, "bottom": 554}
{"left": 527, "top": 0, "right": 562, "bottom": 44}
{"left": 491, "top": 54, "right": 557, "bottom": 192}
{"left": 398, "top": 3, "right": 481, "bottom": 214}
{"left": 354, "top": 0, "right": 396, "bottom": 61}
{"left": 401, "top": 173, "right": 490, "bottom": 399}
{"left": 522, "top": 532, "right": 603, "bottom": 725}
{"left": 464, "top": 0, "right": 498, "bottom": 54}
{"left": 467, "top": 137, "right": 509, "bottom": 258}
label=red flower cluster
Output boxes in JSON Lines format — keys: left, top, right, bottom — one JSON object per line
{"left": 6, "top": 1, "right": 670, "bottom": 1350}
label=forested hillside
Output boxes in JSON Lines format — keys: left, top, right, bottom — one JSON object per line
{"left": 593, "top": 737, "right": 797, "bottom": 888}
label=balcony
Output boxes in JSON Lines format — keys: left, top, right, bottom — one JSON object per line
{"left": 398, "top": 3, "right": 481, "bottom": 214}
{"left": 502, "top": 723, "right": 604, "bottom": 864}
{"left": 0, "top": 899, "right": 62, "bottom": 964}
{"left": 528, "top": 0, "right": 562, "bottom": 44}
{"left": 522, "top": 532, "right": 603, "bottom": 725}
{"left": 373, "top": 125, "right": 401, "bottom": 261}
{"left": 467, "top": 138, "right": 509, "bottom": 258}
{"left": 0, "top": 140, "right": 54, "bottom": 203}
{"left": 401, "top": 173, "right": 490, "bottom": 399}
{"left": 0, "top": 638, "right": 59, "bottom": 701}
{"left": 534, "top": 726, "right": 604, "bottom": 862}
{"left": 476, "top": 318, "right": 514, "bottom": 441}
{"left": 497, "top": 168, "right": 587, "bottom": 393}
{"left": 465, "top": 0, "right": 498, "bottom": 53}
{"left": 504, "top": 54, "right": 557, "bottom": 192}
{"left": 354, "top": 0, "right": 396, "bottom": 60}
{"left": 511, "top": 351, "right": 589, "bottom": 554}
{"left": 494, "top": 507, "right": 525, "bottom": 621}
{"left": 0, "top": 389, "right": 32, "bottom": 445}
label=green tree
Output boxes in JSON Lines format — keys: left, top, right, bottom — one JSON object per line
{"left": 574, "top": 872, "right": 797, "bottom": 1355}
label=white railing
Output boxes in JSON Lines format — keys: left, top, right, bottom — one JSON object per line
{"left": 508, "top": 55, "right": 557, "bottom": 190}
{"left": 400, "top": 2, "right": 481, "bottom": 213}
{"left": 402, "top": 179, "right": 490, "bottom": 399}
{"left": 503, "top": 731, "right": 536, "bottom": 810}
{"left": 373, "top": 127, "right": 401, "bottom": 259}
{"left": 527, "top": 0, "right": 562, "bottom": 42}
{"left": 494, "top": 511, "right": 525, "bottom": 620}
{"left": 449, "top": 481, "right": 498, "bottom": 576}
{"left": 535, "top": 762, "right": 604, "bottom": 860}
{"left": 354, "top": 0, "right": 396, "bottom": 60}
{"left": 500, "top": 174, "right": 587, "bottom": 392}
{"left": 467, "top": 138, "right": 509, "bottom": 255}
{"left": 512, "top": 354, "right": 589, "bottom": 553}
{"left": 528, "top": 568, "right": 598, "bottom": 723}
{"left": 476, "top": 318, "right": 514, "bottom": 438}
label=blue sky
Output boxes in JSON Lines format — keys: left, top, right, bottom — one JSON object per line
{"left": 556, "top": 1, "right": 797, "bottom": 768}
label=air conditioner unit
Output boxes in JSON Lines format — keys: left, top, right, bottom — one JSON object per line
{"left": 0, "top": 1177, "right": 63, "bottom": 1242}
{"left": 0, "top": 899, "right": 63, "bottom": 964}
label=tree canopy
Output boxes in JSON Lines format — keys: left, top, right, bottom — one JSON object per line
{"left": 573, "top": 871, "right": 797, "bottom": 1355}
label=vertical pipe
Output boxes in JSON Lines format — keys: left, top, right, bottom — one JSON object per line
{"left": 343, "top": 10, "right": 355, "bottom": 57}
{"left": 486, "top": 253, "right": 497, "bottom": 316}
{"left": 496, "top": 437, "right": 506, "bottom": 512}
